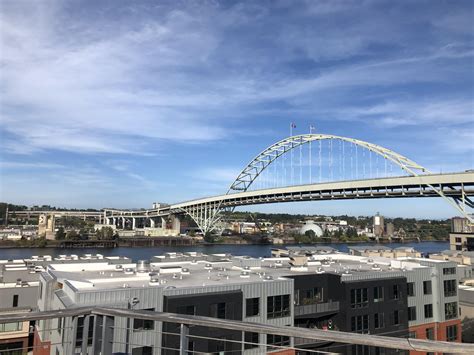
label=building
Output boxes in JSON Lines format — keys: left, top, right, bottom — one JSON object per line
{"left": 373, "top": 213, "right": 385, "bottom": 238}
{"left": 449, "top": 217, "right": 474, "bottom": 251}
{"left": 30, "top": 249, "right": 462, "bottom": 355}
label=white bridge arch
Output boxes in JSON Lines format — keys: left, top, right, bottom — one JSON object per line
{"left": 174, "top": 134, "right": 474, "bottom": 234}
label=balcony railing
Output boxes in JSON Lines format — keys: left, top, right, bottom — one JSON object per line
{"left": 294, "top": 300, "right": 340, "bottom": 316}
{"left": 0, "top": 307, "right": 472, "bottom": 354}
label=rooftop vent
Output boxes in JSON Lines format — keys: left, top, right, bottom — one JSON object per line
{"left": 115, "top": 264, "right": 123, "bottom": 269}
{"left": 240, "top": 271, "right": 250, "bottom": 278}
{"left": 124, "top": 268, "right": 134, "bottom": 275}
{"left": 136, "top": 260, "right": 150, "bottom": 273}
{"left": 263, "top": 275, "right": 273, "bottom": 281}
{"left": 204, "top": 263, "right": 212, "bottom": 270}
{"left": 182, "top": 268, "right": 190, "bottom": 275}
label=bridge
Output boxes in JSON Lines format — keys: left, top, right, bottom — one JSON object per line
{"left": 104, "top": 134, "right": 474, "bottom": 234}
{"left": 8, "top": 134, "right": 474, "bottom": 234}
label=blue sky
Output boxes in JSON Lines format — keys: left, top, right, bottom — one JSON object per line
{"left": 0, "top": 0, "right": 473, "bottom": 219}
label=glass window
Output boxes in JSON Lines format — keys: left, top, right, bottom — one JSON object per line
{"left": 393, "top": 310, "right": 400, "bottom": 325}
{"left": 374, "top": 313, "right": 384, "bottom": 329}
{"left": 408, "top": 307, "right": 416, "bottom": 321}
{"left": 267, "top": 295, "right": 290, "bottom": 319}
{"left": 351, "top": 315, "right": 369, "bottom": 334}
{"left": 373, "top": 286, "right": 384, "bottom": 302}
{"left": 133, "top": 309, "right": 155, "bottom": 331}
{"left": 266, "top": 334, "right": 290, "bottom": 350}
{"left": 444, "top": 280, "right": 457, "bottom": 297}
{"left": 424, "top": 304, "right": 433, "bottom": 318}
{"left": 392, "top": 285, "right": 400, "bottom": 300}
{"left": 245, "top": 298, "right": 260, "bottom": 317}
{"left": 444, "top": 302, "right": 458, "bottom": 320}
{"left": 446, "top": 325, "right": 458, "bottom": 341}
{"left": 0, "top": 322, "right": 22, "bottom": 332}
{"left": 351, "top": 288, "right": 368, "bottom": 308}
{"left": 408, "top": 331, "right": 416, "bottom": 338}
{"left": 425, "top": 327, "right": 434, "bottom": 340}
{"left": 443, "top": 267, "right": 456, "bottom": 275}
{"left": 423, "top": 281, "right": 432, "bottom": 295}
{"left": 245, "top": 332, "right": 259, "bottom": 349}
{"left": 12, "top": 295, "right": 18, "bottom": 308}
{"left": 407, "top": 283, "right": 415, "bottom": 297}
{"left": 302, "top": 287, "right": 323, "bottom": 304}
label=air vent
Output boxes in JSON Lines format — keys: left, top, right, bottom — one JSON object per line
{"left": 240, "top": 271, "right": 250, "bottom": 278}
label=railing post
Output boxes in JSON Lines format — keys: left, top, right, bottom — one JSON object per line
{"left": 81, "top": 315, "right": 90, "bottom": 355}
{"left": 70, "top": 316, "right": 78, "bottom": 355}
{"left": 100, "top": 315, "right": 114, "bottom": 355}
{"left": 179, "top": 323, "right": 189, "bottom": 355}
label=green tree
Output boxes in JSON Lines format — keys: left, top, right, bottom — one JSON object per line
{"left": 66, "top": 230, "right": 80, "bottom": 240}
{"left": 55, "top": 227, "right": 66, "bottom": 240}
{"left": 97, "top": 227, "right": 114, "bottom": 240}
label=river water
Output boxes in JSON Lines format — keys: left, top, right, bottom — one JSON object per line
{"left": 0, "top": 241, "right": 449, "bottom": 262}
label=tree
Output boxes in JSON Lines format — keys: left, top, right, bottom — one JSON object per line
{"left": 66, "top": 230, "right": 80, "bottom": 240}
{"left": 96, "top": 227, "right": 114, "bottom": 240}
{"left": 55, "top": 227, "right": 66, "bottom": 240}
{"left": 204, "top": 232, "right": 216, "bottom": 243}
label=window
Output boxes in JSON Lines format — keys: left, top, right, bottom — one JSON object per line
{"left": 12, "top": 295, "right": 18, "bottom": 308}
{"left": 446, "top": 325, "right": 458, "bottom": 341}
{"left": 455, "top": 237, "right": 462, "bottom": 243}
{"left": 444, "top": 280, "right": 457, "bottom": 297}
{"left": 176, "top": 305, "right": 196, "bottom": 315}
{"left": 75, "top": 316, "right": 94, "bottom": 346}
{"left": 408, "top": 307, "right": 416, "bottom": 321}
{"left": 267, "top": 295, "right": 290, "bottom": 319}
{"left": 444, "top": 302, "right": 458, "bottom": 320}
{"left": 443, "top": 267, "right": 456, "bottom": 275}
{"left": 425, "top": 327, "right": 434, "bottom": 340}
{"left": 302, "top": 287, "right": 323, "bottom": 304}
{"left": 244, "top": 332, "right": 259, "bottom": 349}
{"left": 408, "top": 331, "right": 417, "bottom": 338}
{"left": 133, "top": 308, "right": 154, "bottom": 331}
{"left": 424, "top": 304, "right": 433, "bottom": 318}
{"left": 393, "top": 310, "right": 400, "bottom": 325}
{"left": 407, "top": 283, "right": 415, "bottom": 297}
{"left": 267, "top": 334, "right": 290, "bottom": 347}
{"left": 246, "top": 298, "right": 260, "bottom": 317}
{"left": 351, "top": 288, "right": 368, "bottom": 308}
{"left": 210, "top": 302, "right": 226, "bottom": 319}
{"left": 373, "top": 286, "right": 384, "bottom": 302}
{"left": 423, "top": 281, "right": 432, "bottom": 295}
{"left": 0, "top": 322, "right": 22, "bottom": 332}
{"left": 392, "top": 285, "right": 400, "bottom": 300}
{"left": 351, "top": 315, "right": 369, "bottom": 334}
{"left": 374, "top": 313, "right": 384, "bottom": 329}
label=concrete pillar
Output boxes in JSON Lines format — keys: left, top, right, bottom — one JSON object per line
{"left": 112, "top": 217, "right": 116, "bottom": 226}
{"left": 132, "top": 218, "right": 136, "bottom": 230}
{"left": 150, "top": 218, "right": 155, "bottom": 228}
{"left": 171, "top": 215, "right": 181, "bottom": 232}
{"left": 121, "top": 217, "right": 126, "bottom": 229}
{"left": 161, "top": 217, "right": 166, "bottom": 229}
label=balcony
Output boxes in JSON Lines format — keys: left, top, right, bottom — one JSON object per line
{"left": 294, "top": 300, "right": 340, "bottom": 317}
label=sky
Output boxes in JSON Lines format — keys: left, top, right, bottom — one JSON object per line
{"left": 0, "top": 0, "right": 473, "bottom": 219}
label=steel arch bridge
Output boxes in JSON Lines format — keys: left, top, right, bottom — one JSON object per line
{"left": 106, "top": 134, "right": 474, "bottom": 234}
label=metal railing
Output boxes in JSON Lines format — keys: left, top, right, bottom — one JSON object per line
{"left": 0, "top": 307, "right": 473, "bottom": 354}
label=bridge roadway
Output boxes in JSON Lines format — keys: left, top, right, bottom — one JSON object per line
{"left": 166, "top": 171, "right": 474, "bottom": 214}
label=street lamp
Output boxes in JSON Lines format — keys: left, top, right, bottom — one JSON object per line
{"left": 125, "top": 297, "right": 139, "bottom": 354}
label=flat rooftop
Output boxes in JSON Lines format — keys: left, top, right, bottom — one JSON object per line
{"left": 46, "top": 253, "right": 431, "bottom": 292}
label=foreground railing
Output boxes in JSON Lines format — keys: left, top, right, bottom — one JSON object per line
{"left": 0, "top": 307, "right": 473, "bottom": 354}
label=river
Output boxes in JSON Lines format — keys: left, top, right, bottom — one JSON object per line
{"left": 0, "top": 241, "right": 449, "bottom": 262}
